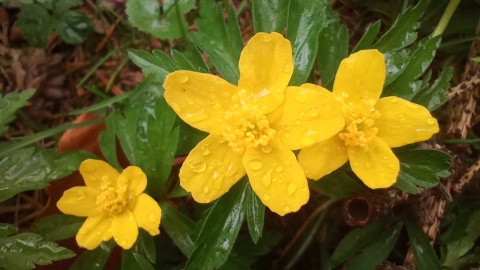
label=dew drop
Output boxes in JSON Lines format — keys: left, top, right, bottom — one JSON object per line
{"left": 261, "top": 145, "right": 273, "bottom": 154}
{"left": 187, "top": 98, "right": 194, "bottom": 105}
{"left": 380, "top": 173, "right": 387, "bottom": 177}
{"left": 262, "top": 35, "right": 272, "bottom": 42}
{"left": 178, "top": 74, "right": 189, "bottom": 83}
{"left": 190, "top": 160, "right": 207, "bottom": 173}
{"left": 300, "top": 130, "right": 318, "bottom": 146}
{"left": 217, "top": 136, "right": 226, "bottom": 143}
{"left": 148, "top": 213, "right": 156, "bottom": 222}
{"left": 262, "top": 175, "right": 271, "bottom": 187}
{"left": 383, "top": 156, "right": 388, "bottom": 160}
{"left": 397, "top": 113, "right": 404, "bottom": 118}
{"left": 275, "top": 166, "right": 284, "bottom": 173}
{"left": 388, "top": 163, "right": 396, "bottom": 169}
{"left": 390, "top": 98, "right": 398, "bottom": 103}
{"left": 248, "top": 160, "right": 263, "bottom": 171}
{"left": 295, "top": 120, "right": 301, "bottom": 125}
{"left": 187, "top": 112, "right": 209, "bottom": 122}
{"left": 294, "top": 91, "right": 308, "bottom": 103}
{"left": 75, "top": 189, "right": 85, "bottom": 200}
{"left": 365, "top": 162, "right": 372, "bottom": 168}
{"left": 287, "top": 183, "right": 297, "bottom": 195}
{"left": 299, "top": 110, "right": 305, "bottom": 116}
{"left": 202, "top": 148, "right": 210, "bottom": 156}
{"left": 284, "top": 205, "right": 291, "bottom": 213}
{"left": 78, "top": 228, "right": 88, "bottom": 235}
{"left": 283, "top": 65, "right": 292, "bottom": 73}
{"left": 96, "top": 231, "right": 102, "bottom": 236}
{"left": 203, "top": 186, "right": 210, "bottom": 193}
{"left": 284, "top": 133, "right": 291, "bottom": 139}
{"left": 310, "top": 108, "right": 319, "bottom": 117}
{"left": 263, "top": 194, "right": 271, "bottom": 201}
{"left": 120, "top": 240, "right": 128, "bottom": 246}
{"left": 128, "top": 215, "right": 134, "bottom": 221}
{"left": 225, "top": 163, "right": 237, "bottom": 177}
{"left": 426, "top": 118, "right": 436, "bottom": 125}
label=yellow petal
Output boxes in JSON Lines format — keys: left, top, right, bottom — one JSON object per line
{"left": 347, "top": 138, "right": 399, "bottom": 189}
{"left": 272, "top": 85, "right": 345, "bottom": 150}
{"left": 112, "top": 210, "right": 138, "bottom": 249}
{"left": 243, "top": 139, "right": 309, "bottom": 216}
{"left": 57, "top": 186, "right": 101, "bottom": 217}
{"left": 298, "top": 135, "right": 348, "bottom": 180}
{"left": 179, "top": 134, "right": 246, "bottom": 203}
{"left": 333, "top": 50, "right": 385, "bottom": 104}
{"left": 375, "top": 96, "right": 439, "bottom": 148}
{"left": 164, "top": 70, "right": 237, "bottom": 133}
{"left": 117, "top": 166, "right": 147, "bottom": 197}
{"left": 79, "top": 159, "right": 119, "bottom": 189}
{"left": 238, "top": 32, "right": 293, "bottom": 113}
{"left": 132, "top": 193, "right": 161, "bottom": 236}
{"left": 76, "top": 215, "right": 112, "bottom": 250}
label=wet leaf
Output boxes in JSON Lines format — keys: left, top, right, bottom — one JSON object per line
{"left": 99, "top": 114, "right": 122, "bottom": 171}
{"left": 0, "top": 223, "right": 18, "bottom": 238}
{"left": 70, "top": 241, "right": 115, "bottom": 270}
{"left": 0, "top": 89, "right": 35, "bottom": 134}
{"left": 160, "top": 202, "right": 196, "bottom": 256}
{"left": 286, "top": 0, "right": 327, "bottom": 85}
{"left": 128, "top": 49, "right": 175, "bottom": 84}
{"left": 186, "top": 180, "right": 248, "bottom": 269}
{"left": 411, "top": 66, "right": 453, "bottom": 111}
{"left": 0, "top": 232, "right": 75, "bottom": 270}
{"left": 251, "top": 0, "right": 288, "bottom": 33}
{"left": 443, "top": 210, "right": 480, "bottom": 267}
{"left": 189, "top": 0, "right": 243, "bottom": 84}
{"left": 29, "top": 214, "right": 84, "bottom": 241}
{"left": 55, "top": 10, "right": 92, "bottom": 44}
{"left": 122, "top": 231, "right": 156, "bottom": 269}
{"left": 17, "top": 4, "right": 54, "bottom": 47}
{"left": 0, "top": 148, "right": 95, "bottom": 202}
{"left": 352, "top": 21, "right": 381, "bottom": 53}
{"left": 394, "top": 149, "right": 451, "bottom": 194}
{"left": 245, "top": 183, "right": 264, "bottom": 244}
{"left": 405, "top": 217, "right": 442, "bottom": 270}
{"left": 49, "top": 0, "right": 82, "bottom": 13}
{"left": 175, "top": 116, "right": 208, "bottom": 156}
{"left": 309, "top": 169, "right": 367, "bottom": 199}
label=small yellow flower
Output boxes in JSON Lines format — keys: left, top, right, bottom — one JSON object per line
{"left": 298, "top": 49, "right": 440, "bottom": 189}
{"left": 163, "top": 32, "right": 344, "bottom": 215}
{"left": 57, "top": 159, "right": 161, "bottom": 250}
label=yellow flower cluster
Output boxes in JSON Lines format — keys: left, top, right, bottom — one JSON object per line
{"left": 164, "top": 32, "right": 439, "bottom": 215}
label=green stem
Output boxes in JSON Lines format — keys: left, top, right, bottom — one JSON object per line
{"left": 432, "top": 0, "right": 461, "bottom": 37}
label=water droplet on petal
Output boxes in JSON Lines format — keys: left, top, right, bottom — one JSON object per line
{"left": 190, "top": 160, "right": 207, "bottom": 173}
{"left": 300, "top": 130, "right": 318, "bottom": 146}
{"left": 170, "top": 103, "right": 181, "bottom": 113}
{"left": 120, "top": 240, "right": 128, "bottom": 246}
{"left": 310, "top": 108, "right": 319, "bottom": 117}
{"left": 217, "top": 136, "right": 226, "bottom": 143}
{"left": 262, "top": 175, "right": 271, "bottom": 187}
{"left": 426, "top": 118, "right": 436, "bottom": 125}
{"left": 263, "top": 194, "right": 271, "bottom": 201}
{"left": 78, "top": 228, "right": 88, "bottom": 235}
{"left": 148, "top": 213, "right": 156, "bottom": 222}
{"left": 380, "top": 173, "right": 387, "bottom": 177}
{"left": 299, "top": 111, "right": 305, "bottom": 116}
{"left": 284, "top": 133, "right": 291, "bottom": 139}
{"left": 187, "top": 98, "right": 194, "bottom": 105}
{"left": 397, "top": 113, "right": 404, "bottom": 118}
{"left": 187, "top": 111, "right": 209, "bottom": 122}
{"left": 261, "top": 145, "right": 273, "bottom": 154}
{"left": 275, "top": 166, "right": 284, "bottom": 173}
{"left": 178, "top": 74, "right": 189, "bottom": 83}
{"left": 261, "top": 35, "right": 272, "bottom": 42}
{"left": 388, "top": 163, "right": 396, "bottom": 169}
{"left": 225, "top": 163, "right": 238, "bottom": 177}
{"left": 283, "top": 65, "right": 292, "bottom": 73}
{"left": 128, "top": 215, "right": 134, "bottom": 221}
{"left": 365, "top": 162, "right": 372, "bottom": 168}
{"left": 390, "top": 98, "right": 398, "bottom": 103}
{"left": 203, "top": 186, "right": 210, "bottom": 193}
{"left": 383, "top": 156, "right": 388, "bottom": 160}
{"left": 287, "top": 183, "right": 297, "bottom": 195}
{"left": 248, "top": 160, "right": 263, "bottom": 171}
{"left": 295, "top": 91, "right": 308, "bottom": 103}
{"left": 284, "top": 205, "right": 291, "bottom": 213}
{"left": 202, "top": 148, "right": 210, "bottom": 156}
{"left": 75, "top": 189, "right": 85, "bottom": 200}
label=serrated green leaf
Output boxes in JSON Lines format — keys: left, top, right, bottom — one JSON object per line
{"left": 309, "top": 169, "right": 367, "bottom": 199}
{"left": 126, "top": 0, "right": 194, "bottom": 40}
{"left": 373, "top": 0, "right": 429, "bottom": 52}
{"left": 394, "top": 149, "right": 451, "bottom": 194}
{"left": 286, "top": 0, "right": 327, "bottom": 85}
{"left": 70, "top": 241, "right": 115, "bottom": 270}
{"left": 99, "top": 114, "right": 122, "bottom": 171}
{"left": 171, "top": 49, "right": 197, "bottom": 71}
{"left": 127, "top": 49, "right": 175, "bottom": 84}
{"left": 189, "top": 0, "right": 243, "bottom": 84}
{"left": 411, "top": 66, "right": 453, "bottom": 111}
{"left": 384, "top": 49, "right": 410, "bottom": 85}
{"left": 114, "top": 77, "right": 179, "bottom": 195}
{"left": 347, "top": 221, "right": 403, "bottom": 270}
{"left": 352, "top": 21, "right": 381, "bottom": 53}
{"left": 405, "top": 217, "right": 442, "bottom": 270}
{"left": 251, "top": 0, "right": 288, "bottom": 33}
{"left": 49, "top": 0, "right": 81, "bottom": 13}
{"left": 0, "top": 148, "right": 95, "bottom": 202}
{"left": 0, "top": 223, "right": 18, "bottom": 238}
{"left": 186, "top": 180, "right": 247, "bottom": 269}
{"left": 316, "top": 1, "right": 349, "bottom": 88}
{"left": 55, "top": 10, "right": 92, "bottom": 44}
{"left": 383, "top": 36, "right": 442, "bottom": 99}
{"left": 17, "top": 4, "right": 54, "bottom": 47}
{"left": 245, "top": 183, "right": 264, "bottom": 244}
{"left": 0, "top": 89, "right": 35, "bottom": 134}
{"left": 443, "top": 210, "right": 480, "bottom": 267}
{"left": 29, "top": 214, "right": 84, "bottom": 241}
{"left": 0, "top": 232, "right": 75, "bottom": 270}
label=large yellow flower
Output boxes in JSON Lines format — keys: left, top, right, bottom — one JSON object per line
{"left": 298, "top": 50, "right": 439, "bottom": 189}
{"left": 164, "top": 32, "right": 344, "bottom": 215}
{"left": 57, "top": 159, "right": 161, "bottom": 250}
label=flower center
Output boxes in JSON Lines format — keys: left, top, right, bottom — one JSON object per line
{"left": 337, "top": 93, "right": 380, "bottom": 150}
{"left": 96, "top": 186, "right": 128, "bottom": 216}
{"left": 220, "top": 89, "right": 276, "bottom": 154}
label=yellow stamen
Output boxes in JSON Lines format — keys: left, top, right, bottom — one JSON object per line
{"left": 96, "top": 186, "right": 128, "bottom": 216}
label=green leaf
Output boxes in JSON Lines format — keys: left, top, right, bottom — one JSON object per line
{"left": 114, "top": 77, "right": 179, "bottom": 195}
{"left": 189, "top": 0, "right": 243, "bottom": 84}
{"left": 330, "top": 217, "right": 391, "bottom": 266}
{"left": 245, "top": 183, "right": 264, "bottom": 244}
{"left": 443, "top": 210, "right": 480, "bottom": 267}
{"left": 29, "top": 214, "right": 84, "bottom": 241}
{"left": 70, "top": 241, "right": 115, "bottom": 270}
{"left": 0, "top": 232, "right": 75, "bottom": 270}
{"left": 0, "top": 89, "right": 35, "bottom": 134}
{"left": 159, "top": 202, "right": 196, "bottom": 256}
{"left": 175, "top": 117, "right": 208, "bottom": 155}
{"left": 373, "top": 0, "right": 429, "bottom": 52}
{"left": 186, "top": 180, "right": 248, "bottom": 269}
{"left": 383, "top": 49, "right": 410, "bottom": 85}
{"left": 126, "top": 0, "right": 195, "bottom": 40}
{"left": 251, "top": 0, "right": 288, "bottom": 33}
{"left": 405, "top": 218, "right": 442, "bottom": 270}
{"left": 50, "top": 0, "right": 82, "bottom": 13}
{"left": 309, "top": 169, "right": 367, "bottom": 199}
{"left": 394, "top": 149, "right": 451, "bottom": 194}
{"left": 352, "top": 21, "right": 381, "bottom": 53}
{"left": 230, "top": 232, "right": 282, "bottom": 267}
{"left": 0, "top": 223, "right": 18, "bottom": 238}
{"left": 99, "top": 114, "right": 122, "bottom": 171}
{"left": 17, "top": 4, "right": 54, "bottom": 47}
{"left": 55, "top": 10, "right": 92, "bottom": 44}
{"left": 128, "top": 49, "right": 175, "bottom": 85}
{"left": 383, "top": 36, "right": 442, "bottom": 99}
{"left": 0, "top": 148, "right": 95, "bottom": 202}
{"left": 121, "top": 231, "right": 156, "bottom": 269}
{"left": 286, "top": 0, "right": 327, "bottom": 85}
{"left": 347, "top": 221, "right": 403, "bottom": 270}
{"left": 316, "top": 2, "right": 349, "bottom": 88}
{"left": 411, "top": 66, "right": 453, "bottom": 111}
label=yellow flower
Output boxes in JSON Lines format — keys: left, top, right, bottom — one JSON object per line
{"left": 163, "top": 32, "right": 344, "bottom": 215}
{"left": 57, "top": 159, "right": 161, "bottom": 250}
{"left": 298, "top": 50, "right": 439, "bottom": 189}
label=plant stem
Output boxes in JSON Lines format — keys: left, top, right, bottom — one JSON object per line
{"left": 432, "top": 0, "right": 461, "bottom": 37}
